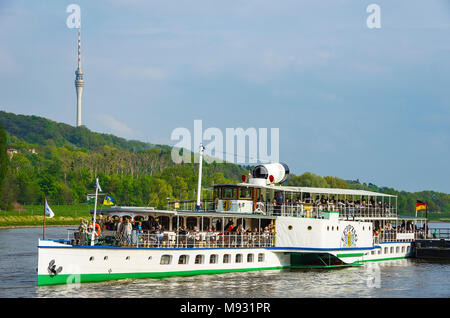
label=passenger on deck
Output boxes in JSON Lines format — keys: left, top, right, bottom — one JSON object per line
{"left": 97, "top": 214, "right": 104, "bottom": 230}
{"left": 123, "top": 218, "right": 132, "bottom": 245}
{"left": 78, "top": 219, "right": 87, "bottom": 245}
{"left": 142, "top": 216, "right": 151, "bottom": 233}
{"left": 155, "top": 224, "right": 164, "bottom": 245}
{"left": 105, "top": 216, "right": 115, "bottom": 231}
{"left": 225, "top": 220, "right": 234, "bottom": 233}
{"left": 115, "top": 217, "right": 124, "bottom": 245}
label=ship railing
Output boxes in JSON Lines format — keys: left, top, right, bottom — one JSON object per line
{"left": 169, "top": 200, "right": 215, "bottom": 211}
{"left": 429, "top": 228, "right": 450, "bottom": 239}
{"left": 69, "top": 231, "right": 275, "bottom": 248}
{"left": 260, "top": 204, "right": 396, "bottom": 219}
{"left": 373, "top": 230, "right": 419, "bottom": 244}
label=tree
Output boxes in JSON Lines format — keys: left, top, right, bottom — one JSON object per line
{"left": 0, "top": 124, "right": 8, "bottom": 191}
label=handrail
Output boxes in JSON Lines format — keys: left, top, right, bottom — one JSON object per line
{"left": 69, "top": 231, "right": 275, "bottom": 248}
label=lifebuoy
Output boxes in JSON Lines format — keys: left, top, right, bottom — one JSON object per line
{"left": 254, "top": 202, "right": 265, "bottom": 214}
{"left": 88, "top": 223, "right": 101, "bottom": 237}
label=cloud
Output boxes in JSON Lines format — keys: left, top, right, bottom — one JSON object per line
{"left": 100, "top": 114, "right": 143, "bottom": 139}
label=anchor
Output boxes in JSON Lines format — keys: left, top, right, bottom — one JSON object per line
{"left": 47, "top": 260, "right": 63, "bottom": 277}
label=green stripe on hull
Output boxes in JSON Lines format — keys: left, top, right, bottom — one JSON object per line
{"left": 356, "top": 256, "right": 407, "bottom": 263}
{"left": 336, "top": 253, "right": 365, "bottom": 258}
{"left": 37, "top": 266, "right": 287, "bottom": 286}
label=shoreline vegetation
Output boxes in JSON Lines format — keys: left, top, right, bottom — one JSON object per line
{"left": 0, "top": 203, "right": 448, "bottom": 228}
{"left": 1, "top": 111, "right": 449, "bottom": 227}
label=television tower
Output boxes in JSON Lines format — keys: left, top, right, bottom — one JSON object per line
{"left": 74, "top": 19, "right": 84, "bottom": 127}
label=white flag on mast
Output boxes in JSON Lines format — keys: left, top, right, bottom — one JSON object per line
{"left": 45, "top": 199, "right": 55, "bottom": 218}
{"left": 96, "top": 178, "right": 102, "bottom": 192}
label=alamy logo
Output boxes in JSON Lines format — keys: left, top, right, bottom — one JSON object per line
{"left": 170, "top": 120, "right": 279, "bottom": 164}
{"left": 66, "top": 4, "right": 81, "bottom": 29}
{"left": 366, "top": 4, "right": 381, "bottom": 29}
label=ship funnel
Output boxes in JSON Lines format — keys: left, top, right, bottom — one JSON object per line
{"left": 249, "top": 163, "right": 289, "bottom": 186}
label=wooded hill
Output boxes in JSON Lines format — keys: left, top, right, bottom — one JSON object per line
{"left": 0, "top": 110, "right": 448, "bottom": 214}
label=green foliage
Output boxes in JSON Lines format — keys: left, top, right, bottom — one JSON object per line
{"left": 0, "top": 111, "right": 448, "bottom": 216}
{"left": 0, "top": 124, "right": 8, "bottom": 192}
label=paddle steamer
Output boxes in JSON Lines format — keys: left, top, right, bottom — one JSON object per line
{"left": 37, "top": 159, "right": 426, "bottom": 285}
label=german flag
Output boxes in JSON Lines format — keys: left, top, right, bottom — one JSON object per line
{"left": 416, "top": 200, "right": 428, "bottom": 211}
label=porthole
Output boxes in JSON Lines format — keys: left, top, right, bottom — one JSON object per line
{"left": 126, "top": 256, "right": 130, "bottom": 260}
{"left": 307, "top": 226, "right": 312, "bottom": 231}
{"left": 235, "top": 254, "right": 243, "bottom": 263}
{"left": 89, "top": 256, "right": 94, "bottom": 261}
{"left": 148, "top": 256, "right": 152, "bottom": 261}
{"left": 160, "top": 255, "right": 172, "bottom": 265}
{"left": 258, "top": 253, "right": 265, "bottom": 262}
{"left": 288, "top": 225, "right": 293, "bottom": 230}
{"left": 103, "top": 256, "right": 108, "bottom": 261}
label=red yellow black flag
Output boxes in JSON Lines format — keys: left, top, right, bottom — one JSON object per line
{"left": 416, "top": 200, "right": 428, "bottom": 211}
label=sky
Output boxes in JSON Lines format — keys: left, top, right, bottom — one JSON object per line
{"left": 0, "top": 0, "right": 449, "bottom": 193}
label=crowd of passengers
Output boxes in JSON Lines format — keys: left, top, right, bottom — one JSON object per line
{"left": 266, "top": 192, "right": 394, "bottom": 215}
{"left": 77, "top": 214, "right": 275, "bottom": 246}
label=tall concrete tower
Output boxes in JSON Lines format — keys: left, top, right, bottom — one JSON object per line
{"left": 75, "top": 21, "right": 84, "bottom": 127}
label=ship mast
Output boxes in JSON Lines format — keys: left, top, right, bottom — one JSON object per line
{"left": 195, "top": 144, "right": 205, "bottom": 210}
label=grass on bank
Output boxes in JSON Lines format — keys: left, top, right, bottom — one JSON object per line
{"left": 0, "top": 203, "right": 91, "bottom": 227}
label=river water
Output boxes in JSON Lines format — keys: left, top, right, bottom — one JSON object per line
{"left": 0, "top": 224, "right": 449, "bottom": 298}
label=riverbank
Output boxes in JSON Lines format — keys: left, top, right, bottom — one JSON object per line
{"left": 0, "top": 203, "right": 90, "bottom": 227}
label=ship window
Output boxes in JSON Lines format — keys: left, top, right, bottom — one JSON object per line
{"left": 223, "top": 254, "right": 231, "bottom": 263}
{"left": 288, "top": 225, "right": 293, "bottom": 230}
{"left": 186, "top": 217, "right": 198, "bottom": 230}
{"left": 258, "top": 253, "right": 265, "bottom": 262}
{"left": 125, "top": 256, "right": 130, "bottom": 260}
{"left": 195, "top": 255, "right": 204, "bottom": 264}
{"left": 384, "top": 247, "right": 388, "bottom": 254}
{"left": 307, "top": 226, "right": 312, "bottom": 231}
{"left": 210, "top": 254, "right": 218, "bottom": 264}
{"left": 103, "top": 256, "right": 108, "bottom": 261}
{"left": 327, "top": 226, "right": 329, "bottom": 231}
{"left": 407, "top": 246, "right": 410, "bottom": 253}
{"left": 179, "top": 255, "right": 189, "bottom": 264}
{"left": 247, "top": 254, "right": 254, "bottom": 263}
{"left": 396, "top": 247, "right": 399, "bottom": 253}
{"left": 401, "top": 246, "right": 405, "bottom": 253}
{"left": 239, "top": 188, "right": 252, "bottom": 199}
{"left": 89, "top": 256, "right": 94, "bottom": 261}
{"left": 236, "top": 254, "right": 243, "bottom": 263}
{"left": 390, "top": 247, "right": 394, "bottom": 253}
{"left": 223, "top": 188, "right": 237, "bottom": 199}
{"left": 148, "top": 256, "right": 152, "bottom": 261}
{"left": 160, "top": 255, "right": 172, "bottom": 265}
{"left": 363, "top": 226, "right": 365, "bottom": 231}
{"left": 332, "top": 226, "right": 334, "bottom": 231}
{"left": 337, "top": 226, "right": 339, "bottom": 231}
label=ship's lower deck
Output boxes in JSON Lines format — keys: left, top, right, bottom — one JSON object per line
{"left": 37, "top": 240, "right": 413, "bottom": 286}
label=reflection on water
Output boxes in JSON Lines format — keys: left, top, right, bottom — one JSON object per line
{"left": 1, "top": 226, "right": 449, "bottom": 298}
